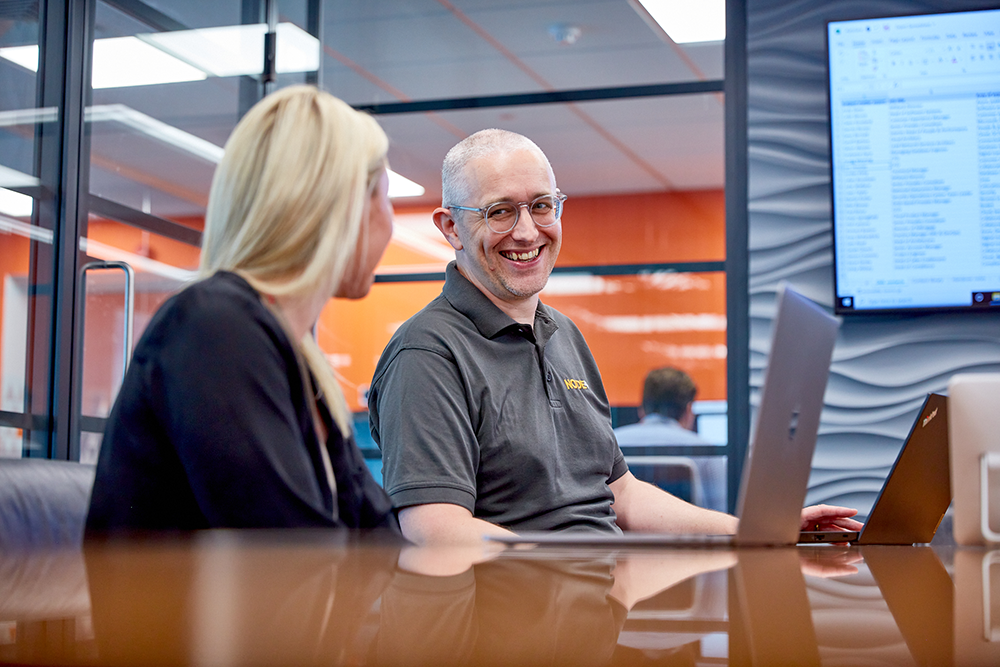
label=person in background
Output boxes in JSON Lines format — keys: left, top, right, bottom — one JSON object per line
{"left": 368, "top": 128, "right": 862, "bottom": 545}
{"left": 87, "top": 86, "right": 399, "bottom": 534}
{"left": 614, "top": 367, "right": 727, "bottom": 512}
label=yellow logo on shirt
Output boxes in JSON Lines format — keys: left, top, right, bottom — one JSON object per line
{"left": 564, "top": 378, "right": 589, "bottom": 390}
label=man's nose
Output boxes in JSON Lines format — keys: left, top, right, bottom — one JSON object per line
{"left": 508, "top": 203, "right": 540, "bottom": 241}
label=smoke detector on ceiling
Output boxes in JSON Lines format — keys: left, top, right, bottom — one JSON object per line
{"left": 547, "top": 23, "right": 582, "bottom": 45}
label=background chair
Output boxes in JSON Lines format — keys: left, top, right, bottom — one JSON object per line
{"left": 0, "top": 459, "right": 95, "bottom": 549}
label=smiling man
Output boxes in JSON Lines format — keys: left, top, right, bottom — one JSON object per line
{"left": 368, "top": 129, "right": 861, "bottom": 545}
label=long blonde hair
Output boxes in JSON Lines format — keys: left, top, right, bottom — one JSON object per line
{"left": 200, "top": 85, "right": 387, "bottom": 436}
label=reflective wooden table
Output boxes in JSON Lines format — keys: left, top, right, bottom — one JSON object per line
{"left": 2, "top": 531, "right": 999, "bottom": 666}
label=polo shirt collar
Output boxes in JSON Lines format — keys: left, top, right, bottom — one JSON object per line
{"left": 442, "top": 261, "right": 559, "bottom": 343}
{"left": 640, "top": 413, "right": 682, "bottom": 428}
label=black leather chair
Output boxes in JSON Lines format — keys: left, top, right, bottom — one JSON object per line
{"left": 0, "top": 459, "right": 95, "bottom": 549}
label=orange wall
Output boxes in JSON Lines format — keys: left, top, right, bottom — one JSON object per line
{"left": 328, "top": 189, "right": 726, "bottom": 410}
{"left": 557, "top": 190, "right": 725, "bottom": 266}
{"left": 86, "top": 219, "right": 201, "bottom": 270}
{"left": 0, "top": 233, "right": 32, "bottom": 413}
{"left": 0, "top": 189, "right": 726, "bottom": 416}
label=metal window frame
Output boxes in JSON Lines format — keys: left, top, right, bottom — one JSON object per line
{"left": 725, "top": 0, "right": 749, "bottom": 514}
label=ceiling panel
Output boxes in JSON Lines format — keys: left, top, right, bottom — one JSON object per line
{"left": 321, "top": 0, "right": 726, "bottom": 206}
{"left": 59, "top": 0, "right": 726, "bottom": 219}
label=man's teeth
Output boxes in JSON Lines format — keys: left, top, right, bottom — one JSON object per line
{"left": 501, "top": 248, "right": 540, "bottom": 261}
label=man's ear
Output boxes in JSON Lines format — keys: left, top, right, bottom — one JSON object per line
{"left": 432, "top": 207, "right": 463, "bottom": 251}
{"left": 680, "top": 403, "right": 696, "bottom": 431}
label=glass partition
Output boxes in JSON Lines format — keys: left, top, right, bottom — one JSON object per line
{"left": 0, "top": 1, "right": 55, "bottom": 457}
{"left": 3, "top": 0, "right": 728, "bottom": 478}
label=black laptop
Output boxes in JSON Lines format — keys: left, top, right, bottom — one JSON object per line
{"left": 799, "top": 393, "right": 950, "bottom": 545}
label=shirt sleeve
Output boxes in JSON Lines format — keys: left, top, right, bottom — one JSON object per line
{"left": 144, "top": 290, "right": 339, "bottom": 528}
{"left": 609, "top": 447, "right": 629, "bottom": 484}
{"left": 369, "top": 346, "right": 480, "bottom": 512}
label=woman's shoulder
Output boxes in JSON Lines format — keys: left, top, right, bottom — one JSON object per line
{"left": 169, "top": 270, "right": 257, "bottom": 308}
{"left": 159, "top": 271, "right": 265, "bottom": 321}
{"left": 136, "top": 271, "right": 288, "bottom": 358}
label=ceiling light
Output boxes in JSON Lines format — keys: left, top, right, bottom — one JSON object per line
{"left": 87, "top": 104, "right": 225, "bottom": 163}
{"left": 92, "top": 36, "right": 207, "bottom": 88}
{"left": 0, "top": 214, "right": 52, "bottom": 244}
{"left": 0, "top": 107, "right": 58, "bottom": 128}
{"left": 631, "top": 0, "right": 726, "bottom": 44}
{"left": 0, "top": 44, "right": 38, "bottom": 71}
{"left": 0, "top": 22, "right": 318, "bottom": 87}
{"left": 84, "top": 105, "right": 426, "bottom": 198}
{"left": 140, "top": 23, "right": 319, "bottom": 78}
{"left": 0, "top": 187, "right": 33, "bottom": 218}
{"left": 387, "top": 170, "right": 425, "bottom": 199}
{"left": 0, "top": 40, "right": 206, "bottom": 88}
{"left": 0, "top": 164, "right": 42, "bottom": 189}
{"left": 91, "top": 37, "right": 207, "bottom": 90}
{"left": 80, "top": 237, "right": 195, "bottom": 283}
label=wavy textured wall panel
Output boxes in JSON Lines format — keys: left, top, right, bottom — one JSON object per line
{"left": 746, "top": 0, "right": 1000, "bottom": 514}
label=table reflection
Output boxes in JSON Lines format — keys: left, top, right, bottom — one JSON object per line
{"left": 2, "top": 534, "right": 1000, "bottom": 666}
{"left": 381, "top": 546, "right": 735, "bottom": 666}
{"left": 955, "top": 548, "right": 1000, "bottom": 665}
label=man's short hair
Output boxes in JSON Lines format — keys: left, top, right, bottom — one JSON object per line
{"left": 641, "top": 367, "right": 697, "bottom": 420}
{"left": 441, "top": 129, "right": 553, "bottom": 208}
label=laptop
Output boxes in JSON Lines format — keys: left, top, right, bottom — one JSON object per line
{"left": 489, "top": 284, "right": 840, "bottom": 548}
{"left": 799, "top": 393, "right": 950, "bottom": 545}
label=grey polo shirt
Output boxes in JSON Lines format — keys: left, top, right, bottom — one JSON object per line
{"left": 369, "top": 262, "right": 627, "bottom": 533}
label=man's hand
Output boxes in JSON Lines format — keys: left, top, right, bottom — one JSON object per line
{"left": 800, "top": 504, "right": 864, "bottom": 532}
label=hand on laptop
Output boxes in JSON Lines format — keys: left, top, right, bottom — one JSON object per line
{"left": 800, "top": 504, "right": 864, "bottom": 533}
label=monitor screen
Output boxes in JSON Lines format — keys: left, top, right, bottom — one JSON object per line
{"left": 828, "top": 8, "right": 1000, "bottom": 314}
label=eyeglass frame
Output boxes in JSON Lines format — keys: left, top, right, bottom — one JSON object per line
{"left": 447, "top": 191, "right": 567, "bottom": 234}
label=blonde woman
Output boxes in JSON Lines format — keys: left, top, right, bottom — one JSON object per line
{"left": 87, "top": 86, "right": 398, "bottom": 532}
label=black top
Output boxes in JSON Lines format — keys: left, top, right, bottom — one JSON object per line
{"left": 86, "top": 271, "right": 398, "bottom": 534}
{"left": 369, "top": 262, "right": 626, "bottom": 533}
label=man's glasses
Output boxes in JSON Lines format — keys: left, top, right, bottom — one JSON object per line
{"left": 449, "top": 192, "right": 567, "bottom": 234}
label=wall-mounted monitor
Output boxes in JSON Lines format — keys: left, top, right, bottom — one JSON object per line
{"left": 828, "top": 8, "right": 1000, "bottom": 314}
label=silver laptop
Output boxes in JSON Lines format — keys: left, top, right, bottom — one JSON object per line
{"left": 490, "top": 284, "right": 840, "bottom": 547}
{"left": 800, "top": 393, "right": 950, "bottom": 545}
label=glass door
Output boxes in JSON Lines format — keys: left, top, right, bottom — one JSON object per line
{"left": 74, "top": 0, "right": 319, "bottom": 461}
{"left": 0, "top": 0, "right": 63, "bottom": 458}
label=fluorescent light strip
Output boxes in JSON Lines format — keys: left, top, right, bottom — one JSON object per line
{"left": 86, "top": 104, "right": 225, "bottom": 163}
{"left": 83, "top": 105, "right": 424, "bottom": 196}
{"left": 0, "top": 44, "right": 37, "bottom": 70}
{"left": 79, "top": 237, "right": 197, "bottom": 283}
{"left": 0, "top": 103, "right": 426, "bottom": 197}
{"left": 92, "top": 36, "right": 207, "bottom": 88}
{"left": 632, "top": 0, "right": 726, "bottom": 44}
{"left": 0, "top": 22, "right": 319, "bottom": 87}
{"left": 0, "top": 165, "right": 42, "bottom": 190}
{"left": 386, "top": 170, "right": 425, "bottom": 198}
{"left": 0, "top": 214, "right": 52, "bottom": 244}
{"left": 0, "top": 107, "right": 58, "bottom": 127}
{"left": 0, "top": 41, "right": 205, "bottom": 88}
{"left": 140, "top": 23, "right": 319, "bottom": 77}
{"left": 0, "top": 188, "right": 33, "bottom": 218}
